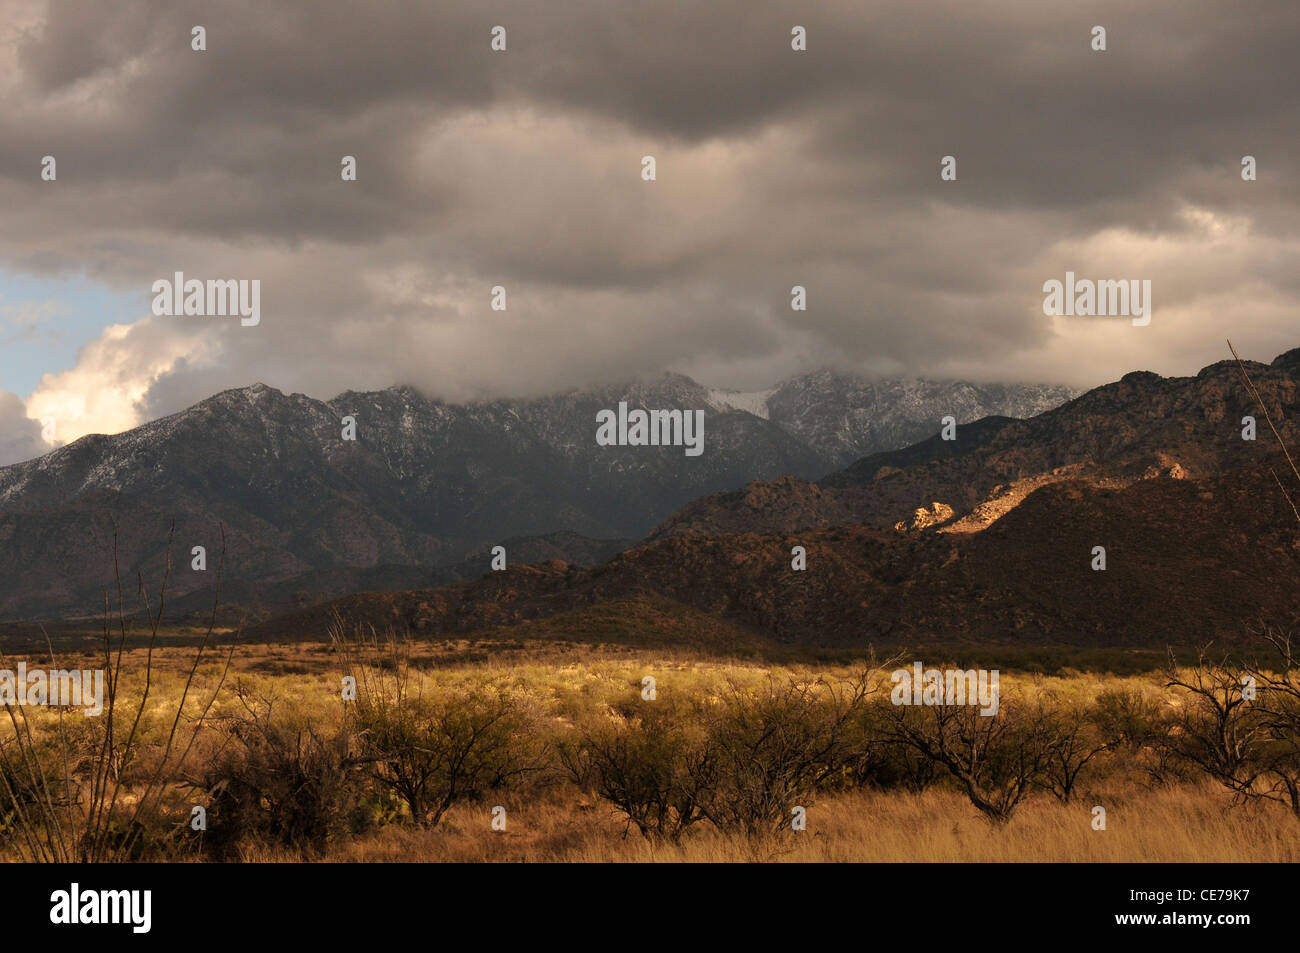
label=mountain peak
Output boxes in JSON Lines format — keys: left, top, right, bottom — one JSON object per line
{"left": 204, "top": 381, "right": 284, "bottom": 405}
{"left": 1119, "top": 370, "right": 1161, "bottom": 384}
{"left": 1272, "top": 346, "right": 1300, "bottom": 374}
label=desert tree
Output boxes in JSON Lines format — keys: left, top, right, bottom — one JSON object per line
{"left": 882, "top": 693, "right": 1059, "bottom": 824}
{"left": 698, "top": 666, "right": 882, "bottom": 850}
{"left": 560, "top": 703, "right": 715, "bottom": 843}
{"left": 1035, "top": 693, "right": 1122, "bottom": 803}
{"left": 1162, "top": 645, "right": 1300, "bottom": 818}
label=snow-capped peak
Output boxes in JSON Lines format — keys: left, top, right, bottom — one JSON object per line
{"left": 706, "top": 388, "right": 776, "bottom": 419}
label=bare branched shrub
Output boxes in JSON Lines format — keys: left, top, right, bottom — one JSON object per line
{"left": 337, "top": 625, "right": 545, "bottom": 829}
{"left": 560, "top": 703, "right": 714, "bottom": 842}
{"left": 843, "top": 698, "right": 942, "bottom": 792}
{"left": 1164, "top": 649, "right": 1276, "bottom": 808}
{"left": 882, "top": 694, "right": 1058, "bottom": 824}
{"left": 1243, "top": 629, "right": 1300, "bottom": 817}
{"left": 1035, "top": 692, "right": 1121, "bottom": 803}
{"left": 698, "top": 669, "right": 878, "bottom": 848}
{"left": 1168, "top": 637, "right": 1300, "bottom": 820}
{"left": 195, "top": 685, "right": 358, "bottom": 858}
{"left": 0, "top": 526, "right": 231, "bottom": 861}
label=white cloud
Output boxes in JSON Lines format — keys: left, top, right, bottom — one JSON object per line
{"left": 24, "top": 317, "right": 213, "bottom": 442}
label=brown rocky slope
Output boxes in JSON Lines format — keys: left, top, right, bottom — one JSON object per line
{"left": 245, "top": 453, "right": 1300, "bottom": 648}
{"left": 650, "top": 349, "right": 1300, "bottom": 540}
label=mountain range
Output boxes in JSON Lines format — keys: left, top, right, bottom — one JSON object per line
{"left": 0, "top": 370, "right": 1073, "bottom": 621}
{"left": 243, "top": 347, "right": 1300, "bottom": 649}
{"left": 657, "top": 350, "right": 1300, "bottom": 539}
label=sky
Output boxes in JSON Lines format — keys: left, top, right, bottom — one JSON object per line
{"left": 0, "top": 0, "right": 1297, "bottom": 463}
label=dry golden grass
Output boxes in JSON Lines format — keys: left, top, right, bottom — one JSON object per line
{"left": 241, "top": 782, "right": 1295, "bottom": 863}
{"left": 3, "top": 638, "right": 1297, "bottom": 863}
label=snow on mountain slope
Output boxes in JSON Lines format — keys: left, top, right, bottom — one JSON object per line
{"left": 706, "top": 388, "right": 777, "bottom": 419}
{"left": 764, "top": 372, "right": 1079, "bottom": 465}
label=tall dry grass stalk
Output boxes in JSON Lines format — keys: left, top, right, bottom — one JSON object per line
{"left": 1228, "top": 337, "right": 1300, "bottom": 526}
{"left": 0, "top": 524, "right": 234, "bottom": 861}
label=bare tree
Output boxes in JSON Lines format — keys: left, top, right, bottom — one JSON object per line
{"left": 1240, "top": 629, "right": 1300, "bottom": 818}
{"left": 561, "top": 705, "right": 714, "bottom": 842}
{"left": 1037, "top": 700, "right": 1119, "bottom": 803}
{"left": 883, "top": 695, "right": 1059, "bottom": 824}
{"left": 1164, "top": 645, "right": 1300, "bottom": 819}
{"left": 699, "top": 667, "right": 880, "bottom": 849}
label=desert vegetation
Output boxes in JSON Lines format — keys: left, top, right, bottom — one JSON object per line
{"left": 1, "top": 617, "right": 1298, "bottom": 862}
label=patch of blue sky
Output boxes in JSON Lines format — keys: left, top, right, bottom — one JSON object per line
{"left": 0, "top": 269, "right": 143, "bottom": 397}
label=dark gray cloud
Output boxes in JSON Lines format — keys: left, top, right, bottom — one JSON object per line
{"left": 0, "top": 0, "right": 1296, "bottom": 442}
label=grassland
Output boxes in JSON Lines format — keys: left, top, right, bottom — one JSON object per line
{"left": 0, "top": 634, "right": 1294, "bottom": 862}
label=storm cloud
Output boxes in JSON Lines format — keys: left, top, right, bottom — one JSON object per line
{"left": 0, "top": 0, "right": 1297, "bottom": 447}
